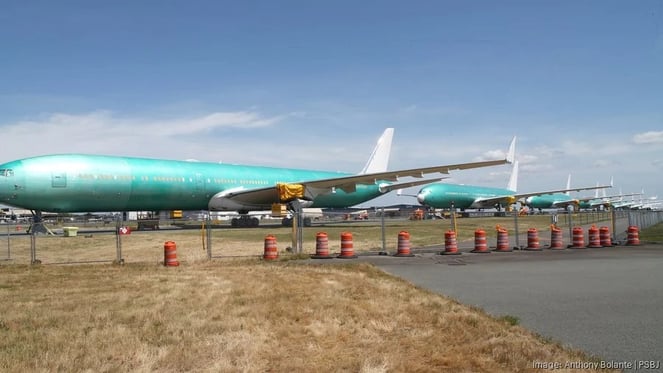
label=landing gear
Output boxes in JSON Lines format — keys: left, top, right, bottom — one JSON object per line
{"left": 230, "top": 215, "right": 260, "bottom": 227}
{"left": 281, "top": 217, "right": 312, "bottom": 227}
{"left": 27, "top": 210, "right": 54, "bottom": 235}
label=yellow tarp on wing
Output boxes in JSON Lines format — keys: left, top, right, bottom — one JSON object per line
{"left": 277, "top": 183, "right": 305, "bottom": 201}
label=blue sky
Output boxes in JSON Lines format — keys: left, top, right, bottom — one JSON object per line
{"left": 1, "top": 0, "right": 661, "bottom": 207}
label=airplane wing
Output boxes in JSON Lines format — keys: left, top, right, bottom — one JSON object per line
{"left": 514, "top": 184, "right": 612, "bottom": 202}
{"left": 209, "top": 159, "right": 509, "bottom": 210}
{"left": 304, "top": 159, "right": 507, "bottom": 193}
{"left": 470, "top": 184, "right": 613, "bottom": 208}
{"left": 378, "top": 177, "right": 448, "bottom": 193}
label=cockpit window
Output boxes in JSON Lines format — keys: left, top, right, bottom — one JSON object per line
{"left": 0, "top": 169, "right": 14, "bottom": 177}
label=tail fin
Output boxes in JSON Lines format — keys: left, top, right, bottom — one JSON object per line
{"left": 564, "top": 174, "right": 572, "bottom": 196}
{"left": 506, "top": 136, "right": 516, "bottom": 164}
{"left": 601, "top": 178, "right": 613, "bottom": 198}
{"left": 505, "top": 136, "right": 517, "bottom": 191}
{"left": 507, "top": 161, "right": 519, "bottom": 192}
{"left": 360, "top": 128, "right": 394, "bottom": 174}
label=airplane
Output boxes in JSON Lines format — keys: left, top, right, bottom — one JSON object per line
{"left": 610, "top": 191, "right": 649, "bottom": 209}
{"left": 577, "top": 184, "right": 642, "bottom": 210}
{"left": 412, "top": 138, "right": 611, "bottom": 212}
{"left": 0, "top": 128, "right": 514, "bottom": 227}
{"left": 522, "top": 174, "right": 612, "bottom": 212}
{"left": 625, "top": 195, "right": 660, "bottom": 210}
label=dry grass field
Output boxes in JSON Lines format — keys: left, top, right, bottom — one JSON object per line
{"left": 0, "top": 213, "right": 637, "bottom": 372}
{"left": 1, "top": 261, "right": 618, "bottom": 372}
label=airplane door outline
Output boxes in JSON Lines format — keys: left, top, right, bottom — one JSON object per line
{"left": 51, "top": 172, "right": 67, "bottom": 188}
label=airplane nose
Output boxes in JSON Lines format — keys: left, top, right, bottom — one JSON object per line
{"left": 0, "top": 173, "right": 7, "bottom": 202}
{"left": 0, "top": 167, "right": 14, "bottom": 203}
{"left": 416, "top": 191, "right": 427, "bottom": 205}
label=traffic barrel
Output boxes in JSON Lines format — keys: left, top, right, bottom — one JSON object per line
{"left": 338, "top": 232, "right": 357, "bottom": 258}
{"left": 525, "top": 228, "right": 542, "bottom": 251}
{"left": 569, "top": 227, "right": 585, "bottom": 249}
{"left": 263, "top": 235, "right": 279, "bottom": 260}
{"left": 587, "top": 225, "right": 602, "bottom": 248}
{"left": 164, "top": 241, "right": 180, "bottom": 267}
{"left": 311, "top": 232, "right": 332, "bottom": 259}
{"left": 442, "top": 230, "right": 461, "bottom": 255}
{"left": 471, "top": 228, "right": 490, "bottom": 253}
{"left": 394, "top": 231, "right": 414, "bottom": 257}
{"left": 626, "top": 226, "right": 641, "bottom": 246}
{"left": 549, "top": 224, "right": 564, "bottom": 250}
{"left": 494, "top": 225, "right": 512, "bottom": 252}
{"left": 599, "top": 226, "right": 612, "bottom": 247}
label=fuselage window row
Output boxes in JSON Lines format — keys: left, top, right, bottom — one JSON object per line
{"left": 73, "top": 173, "right": 270, "bottom": 186}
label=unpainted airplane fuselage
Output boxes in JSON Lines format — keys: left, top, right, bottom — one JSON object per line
{"left": 0, "top": 154, "right": 383, "bottom": 212}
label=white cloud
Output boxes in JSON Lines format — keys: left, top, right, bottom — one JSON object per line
{"left": 153, "top": 112, "right": 282, "bottom": 136}
{"left": 519, "top": 163, "right": 554, "bottom": 173}
{"left": 5, "top": 110, "right": 281, "bottom": 137}
{"left": 632, "top": 131, "right": 663, "bottom": 144}
{"left": 592, "top": 159, "right": 615, "bottom": 168}
{"left": 0, "top": 110, "right": 285, "bottom": 160}
{"left": 474, "top": 149, "right": 506, "bottom": 161}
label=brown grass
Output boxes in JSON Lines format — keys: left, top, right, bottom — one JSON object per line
{"left": 0, "top": 261, "right": 615, "bottom": 372}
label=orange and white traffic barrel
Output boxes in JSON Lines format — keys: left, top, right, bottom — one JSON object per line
{"left": 587, "top": 225, "right": 602, "bottom": 248}
{"left": 164, "top": 241, "right": 180, "bottom": 267}
{"left": 442, "top": 230, "right": 461, "bottom": 255}
{"left": 394, "top": 231, "right": 414, "bottom": 257}
{"left": 626, "top": 226, "right": 641, "bottom": 246}
{"left": 494, "top": 225, "right": 512, "bottom": 252}
{"left": 525, "top": 228, "right": 542, "bottom": 251}
{"left": 263, "top": 235, "right": 279, "bottom": 260}
{"left": 311, "top": 232, "right": 332, "bottom": 259}
{"left": 338, "top": 232, "right": 357, "bottom": 258}
{"left": 599, "top": 226, "right": 612, "bottom": 247}
{"left": 570, "top": 227, "right": 585, "bottom": 249}
{"left": 471, "top": 228, "right": 490, "bottom": 253}
{"left": 549, "top": 225, "right": 564, "bottom": 250}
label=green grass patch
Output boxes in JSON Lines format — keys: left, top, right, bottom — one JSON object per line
{"left": 640, "top": 222, "right": 663, "bottom": 243}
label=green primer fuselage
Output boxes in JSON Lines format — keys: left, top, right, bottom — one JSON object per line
{"left": 0, "top": 154, "right": 384, "bottom": 212}
{"left": 525, "top": 194, "right": 573, "bottom": 209}
{"left": 418, "top": 183, "right": 513, "bottom": 209}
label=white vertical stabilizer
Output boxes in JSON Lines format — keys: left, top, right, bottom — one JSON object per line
{"left": 506, "top": 136, "right": 516, "bottom": 164}
{"left": 565, "top": 175, "right": 572, "bottom": 196}
{"left": 507, "top": 161, "right": 519, "bottom": 192}
{"left": 505, "top": 136, "right": 517, "bottom": 192}
{"left": 360, "top": 128, "right": 394, "bottom": 174}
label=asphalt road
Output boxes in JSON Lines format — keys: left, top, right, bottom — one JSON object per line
{"left": 358, "top": 245, "right": 663, "bottom": 370}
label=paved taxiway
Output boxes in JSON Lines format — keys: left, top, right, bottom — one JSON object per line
{"left": 356, "top": 244, "right": 663, "bottom": 368}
